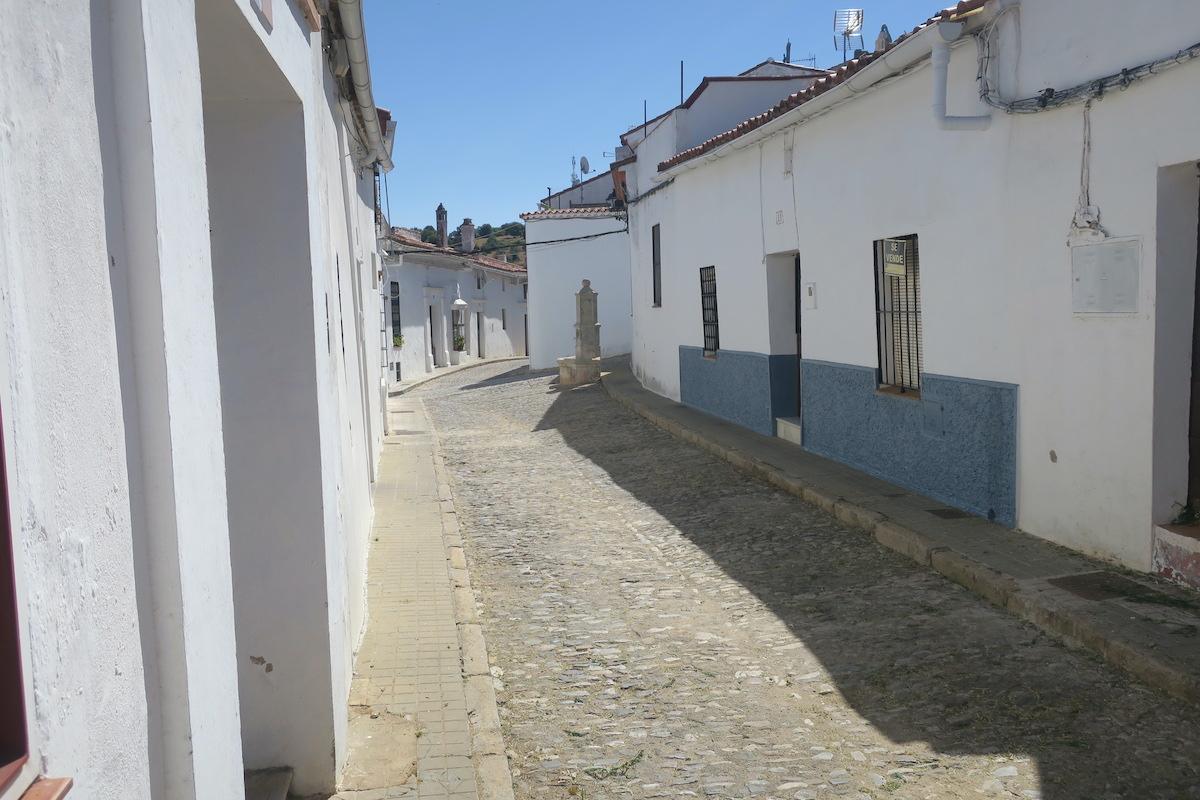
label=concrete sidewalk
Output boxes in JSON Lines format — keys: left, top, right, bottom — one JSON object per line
{"left": 600, "top": 359, "right": 1200, "bottom": 706}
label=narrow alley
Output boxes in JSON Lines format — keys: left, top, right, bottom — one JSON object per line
{"left": 410, "top": 361, "right": 1200, "bottom": 800}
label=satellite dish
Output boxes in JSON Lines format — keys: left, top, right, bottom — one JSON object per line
{"left": 580, "top": 156, "right": 591, "bottom": 175}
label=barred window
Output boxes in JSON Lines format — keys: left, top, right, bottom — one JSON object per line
{"left": 651, "top": 224, "right": 662, "bottom": 307}
{"left": 389, "top": 282, "right": 401, "bottom": 344}
{"left": 874, "top": 235, "right": 922, "bottom": 392}
{"left": 700, "top": 265, "right": 719, "bottom": 355}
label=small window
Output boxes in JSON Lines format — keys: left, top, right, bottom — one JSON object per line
{"left": 250, "top": 0, "right": 272, "bottom": 25}
{"left": 874, "top": 235, "right": 922, "bottom": 393}
{"left": 476, "top": 273, "right": 483, "bottom": 291}
{"left": 522, "top": 282, "right": 528, "bottom": 300}
{"left": 0, "top": 410, "right": 29, "bottom": 794}
{"left": 651, "top": 224, "right": 662, "bottom": 307}
{"left": 389, "top": 282, "right": 401, "bottom": 346}
{"left": 699, "top": 266, "right": 719, "bottom": 355}
{"left": 501, "top": 308, "right": 507, "bottom": 330}
{"left": 394, "top": 362, "right": 402, "bottom": 381}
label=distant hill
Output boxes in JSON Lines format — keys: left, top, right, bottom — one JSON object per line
{"left": 416, "top": 221, "right": 526, "bottom": 268}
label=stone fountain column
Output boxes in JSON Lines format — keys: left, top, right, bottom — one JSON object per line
{"left": 557, "top": 279, "right": 602, "bottom": 386}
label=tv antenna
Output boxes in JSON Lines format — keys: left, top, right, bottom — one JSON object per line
{"left": 833, "top": 9, "right": 865, "bottom": 63}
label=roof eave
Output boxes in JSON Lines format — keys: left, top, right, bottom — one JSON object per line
{"left": 655, "top": 4, "right": 987, "bottom": 178}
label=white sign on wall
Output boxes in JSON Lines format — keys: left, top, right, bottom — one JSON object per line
{"left": 1071, "top": 238, "right": 1140, "bottom": 314}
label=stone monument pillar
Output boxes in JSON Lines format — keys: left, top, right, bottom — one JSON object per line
{"left": 558, "top": 279, "right": 602, "bottom": 386}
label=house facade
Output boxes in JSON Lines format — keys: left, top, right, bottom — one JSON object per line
{"left": 524, "top": 64, "right": 831, "bottom": 374}
{"left": 523, "top": 209, "right": 632, "bottom": 370}
{"left": 0, "top": 1, "right": 393, "bottom": 798}
{"left": 383, "top": 223, "right": 527, "bottom": 387}
{"left": 624, "top": 0, "right": 1200, "bottom": 586}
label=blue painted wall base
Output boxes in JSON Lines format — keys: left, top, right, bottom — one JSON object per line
{"left": 800, "top": 360, "right": 1017, "bottom": 527}
{"left": 679, "top": 346, "right": 797, "bottom": 437}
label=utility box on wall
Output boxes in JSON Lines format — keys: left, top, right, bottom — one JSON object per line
{"left": 1071, "top": 238, "right": 1140, "bottom": 314}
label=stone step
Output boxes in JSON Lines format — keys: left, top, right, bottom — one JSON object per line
{"left": 775, "top": 416, "right": 802, "bottom": 446}
{"left": 244, "top": 768, "right": 293, "bottom": 800}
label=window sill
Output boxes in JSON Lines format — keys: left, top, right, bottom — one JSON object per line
{"left": 876, "top": 384, "right": 921, "bottom": 400}
{"left": 0, "top": 758, "right": 29, "bottom": 798}
{"left": 651, "top": 303, "right": 662, "bottom": 309}
{"left": 702, "top": 351, "right": 718, "bottom": 360}
{"left": 20, "top": 779, "right": 72, "bottom": 800}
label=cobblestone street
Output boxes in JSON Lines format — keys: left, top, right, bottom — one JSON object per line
{"left": 411, "top": 361, "right": 1200, "bottom": 800}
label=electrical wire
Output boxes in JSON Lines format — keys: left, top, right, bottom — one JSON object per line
{"left": 975, "top": 7, "right": 1200, "bottom": 113}
{"left": 387, "top": 223, "right": 629, "bottom": 260}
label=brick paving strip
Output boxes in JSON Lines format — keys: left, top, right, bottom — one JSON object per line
{"left": 600, "top": 358, "right": 1200, "bottom": 706}
{"left": 332, "top": 394, "right": 514, "bottom": 800}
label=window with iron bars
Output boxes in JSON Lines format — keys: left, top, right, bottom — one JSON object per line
{"left": 874, "top": 235, "right": 922, "bottom": 393}
{"left": 651, "top": 224, "right": 662, "bottom": 307}
{"left": 699, "top": 265, "right": 719, "bottom": 355}
{"left": 389, "top": 282, "right": 401, "bottom": 344}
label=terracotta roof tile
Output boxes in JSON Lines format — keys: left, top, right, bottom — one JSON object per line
{"left": 658, "top": 0, "right": 987, "bottom": 172}
{"left": 519, "top": 207, "right": 621, "bottom": 221}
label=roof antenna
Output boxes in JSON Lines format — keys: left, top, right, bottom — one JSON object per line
{"left": 784, "top": 40, "right": 792, "bottom": 63}
{"left": 833, "top": 9, "right": 865, "bottom": 63}
{"left": 680, "top": 61, "right": 684, "bottom": 105}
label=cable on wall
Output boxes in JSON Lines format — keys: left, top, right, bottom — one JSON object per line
{"left": 975, "top": 6, "right": 1200, "bottom": 114}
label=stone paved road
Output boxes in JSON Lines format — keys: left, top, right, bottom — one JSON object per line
{"left": 411, "top": 361, "right": 1200, "bottom": 800}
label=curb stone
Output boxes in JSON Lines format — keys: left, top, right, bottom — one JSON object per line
{"left": 425, "top": 409, "right": 517, "bottom": 800}
{"left": 389, "top": 356, "right": 527, "bottom": 397}
{"left": 600, "top": 370, "right": 1200, "bottom": 706}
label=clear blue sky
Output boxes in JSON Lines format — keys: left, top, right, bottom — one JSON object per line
{"left": 364, "top": 1, "right": 936, "bottom": 229}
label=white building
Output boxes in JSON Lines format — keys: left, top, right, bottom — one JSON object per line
{"left": 383, "top": 221, "right": 527, "bottom": 387}
{"left": 523, "top": 209, "right": 632, "bottom": 370}
{"left": 623, "top": 0, "right": 1200, "bottom": 588}
{"left": 523, "top": 64, "right": 829, "bottom": 374}
{"left": 0, "top": 1, "right": 394, "bottom": 798}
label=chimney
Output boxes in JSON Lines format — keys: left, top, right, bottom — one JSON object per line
{"left": 436, "top": 203, "right": 448, "bottom": 247}
{"left": 460, "top": 218, "right": 475, "bottom": 253}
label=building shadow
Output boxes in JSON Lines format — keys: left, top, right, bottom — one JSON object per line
{"left": 457, "top": 363, "right": 554, "bottom": 392}
{"left": 517, "top": 376, "right": 1200, "bottom": 800}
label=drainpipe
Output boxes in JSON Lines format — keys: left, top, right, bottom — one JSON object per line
{"left": 931, "top": 21, "right": 991, "bottom": 131}
{"left": 335, "top": 0, "right": 394, "bottom": 171}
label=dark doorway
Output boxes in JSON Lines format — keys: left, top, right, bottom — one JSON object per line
{"left": 477, "top": 312, "right": 484, "bottom": 358}
{"left": 428, "top": 306, "right": 435, "bottom": 358}
{"left": 524, "top": 315, "right": 528, "bottom": 357}
{"left": 794, "top": 254, "right": 803, "bottom": 415}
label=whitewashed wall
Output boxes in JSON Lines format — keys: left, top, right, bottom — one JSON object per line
{"left": 0, "top": 1, "right": 389, "bottom": 798}
{"left": 526, "top": 216, "right": 633, "bottom": 371}
{"left": 385, "top": 258, "right": 527, "bottom": 387}
{"left": 544, "top": 170, "right": 614, "bottom": 209}
{"left": 676, "top": 78, "right": 815, "bottom": 151}
{"left": 0, "top": 3, "right": 155, "bottom": 798}
{"left": 630, "top": 0, "right": 1200, "bottom": 572}
{"left": 199, "top": 0, "right": 386, "bottom": 792}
